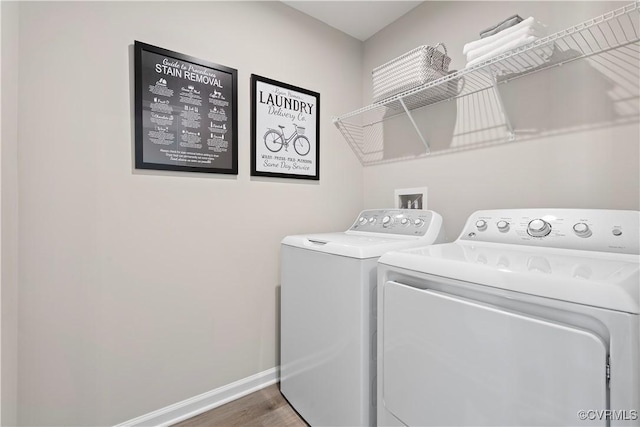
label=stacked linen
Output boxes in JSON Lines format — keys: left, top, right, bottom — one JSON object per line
{"left": 480, "top": 14, "right": 523, "bottom": 38}
{"left": 464, "top": 17, "right": 551, "bottom": 68}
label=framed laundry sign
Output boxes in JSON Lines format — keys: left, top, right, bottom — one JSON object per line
{"left": 134, "top": 41, "right": 238, "bottom": 174}
{"left": 250, "top": 75, "right": 320, "bottom": 180}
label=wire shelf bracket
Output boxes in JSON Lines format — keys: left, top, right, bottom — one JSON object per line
{"left": 399, "top": 97, "right": 431, "bottom": 153}
{"left": 491, "top": 72, "right": 515, "bottom": 141}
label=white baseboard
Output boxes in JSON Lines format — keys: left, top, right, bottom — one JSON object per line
{"left": 115, "top": 366, "right": 280, "bottom": 427}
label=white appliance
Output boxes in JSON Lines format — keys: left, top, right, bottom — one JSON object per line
{"left": 377, "top": 209, "right": 640, "bottom": 427}
{"left": 280, "top": 209, "right": 446, "bottom": 426}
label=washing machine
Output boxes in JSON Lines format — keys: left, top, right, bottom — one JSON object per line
{"left": 280, "top": 209, "right": 446, "bottom": 426}
{"left": 377, "top": 209, "right": 640, "bottom": 427}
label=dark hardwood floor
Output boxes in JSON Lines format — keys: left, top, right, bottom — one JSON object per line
{"left": 173, "top": 384, "right": 308, "bottom": 427}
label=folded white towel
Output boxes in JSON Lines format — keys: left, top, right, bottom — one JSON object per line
{"left": 466, "top": 24, "right": 547, "bottom": 62}
{"left": 463, "top": 16, "right": 543, "bottom": 55}
{"left": 466, "top": 34, "right": 544, "bottom": 67}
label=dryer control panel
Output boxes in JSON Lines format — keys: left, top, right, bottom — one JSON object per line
{"left": 459, "top": 209, "right": 640, "bottom": 255}
{"left": 349, "top": 209, "right": 438, "bottom": 237}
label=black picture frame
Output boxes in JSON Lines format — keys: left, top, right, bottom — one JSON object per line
{"left": 134, "top": 41, "right": 238, "bottom": 175}
{"left": 250, "top": 74, "right": 320, "bottom": 180}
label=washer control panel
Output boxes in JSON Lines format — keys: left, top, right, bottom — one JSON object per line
{"left": 349, "top": 209, "right": 435, "bottom": 236}
{"left": 459, "top": 209, "right": 639, "bottom": 255}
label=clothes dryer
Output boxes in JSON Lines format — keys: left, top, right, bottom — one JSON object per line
{"left": 377, "top": 209, "right": 639, "bottom": 426}
{"left": 281, "top": 209, "right": 445, "bottom": 426}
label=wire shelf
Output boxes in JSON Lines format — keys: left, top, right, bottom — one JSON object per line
{"left": 334, "top": 2, "right": 640, "bottom": 166}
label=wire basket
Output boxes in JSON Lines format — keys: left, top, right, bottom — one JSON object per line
{"left": 296, "top": 126, "right": 306, "bottom": 135}
{"left": 372, "top": 42, "right": 451, "bottom": 103}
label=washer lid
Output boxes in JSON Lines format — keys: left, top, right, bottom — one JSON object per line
{"left": 282, "top": 232, "right": 432, "bottom": 259}
{"left": 379, "top": 242, "right": 640, "bottom": 313}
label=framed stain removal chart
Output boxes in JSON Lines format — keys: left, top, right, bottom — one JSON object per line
{"left": 134, "top": 41, "right": 238, "bottom": 174}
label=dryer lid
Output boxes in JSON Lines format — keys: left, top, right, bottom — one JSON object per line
{"left": 379, "top": 242, "right": 640, "bottom": 313}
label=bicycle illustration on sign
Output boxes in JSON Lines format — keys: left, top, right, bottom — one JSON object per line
{"left": 263, "top": 123, "right": 310, "bottom": 156}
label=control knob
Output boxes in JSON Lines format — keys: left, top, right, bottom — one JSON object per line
{"left": 358, "top": 217, "right": 367, "bottom": 225}
{"left": 414, "top": 218, "right": 425, "bottom": 227}
{"left": 382, "top": 215, "right": 393, "bottom": 227}
{"left": 527, "top": 219, "right": 552, "bottom": 237}
{"left": 572, "top": 223, "right": 591, "bottom": 238}
{"left": 496, "top": 220, "right": 510, "bottom": 232}
{"left": 475, "top": 220, "right": 487, "bottom": 231}
{"left": 400, "top": 218, "right": 410, "bottom": 227}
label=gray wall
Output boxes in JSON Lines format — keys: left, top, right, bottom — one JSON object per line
{"left": 2, "top": 1, "right": 20, "bottom": 426}
{"left": 15, "top": 2, "right": 363, "bottom": 425}
{"left": 362, "top": 1, "right": 640, "bottom": 236}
